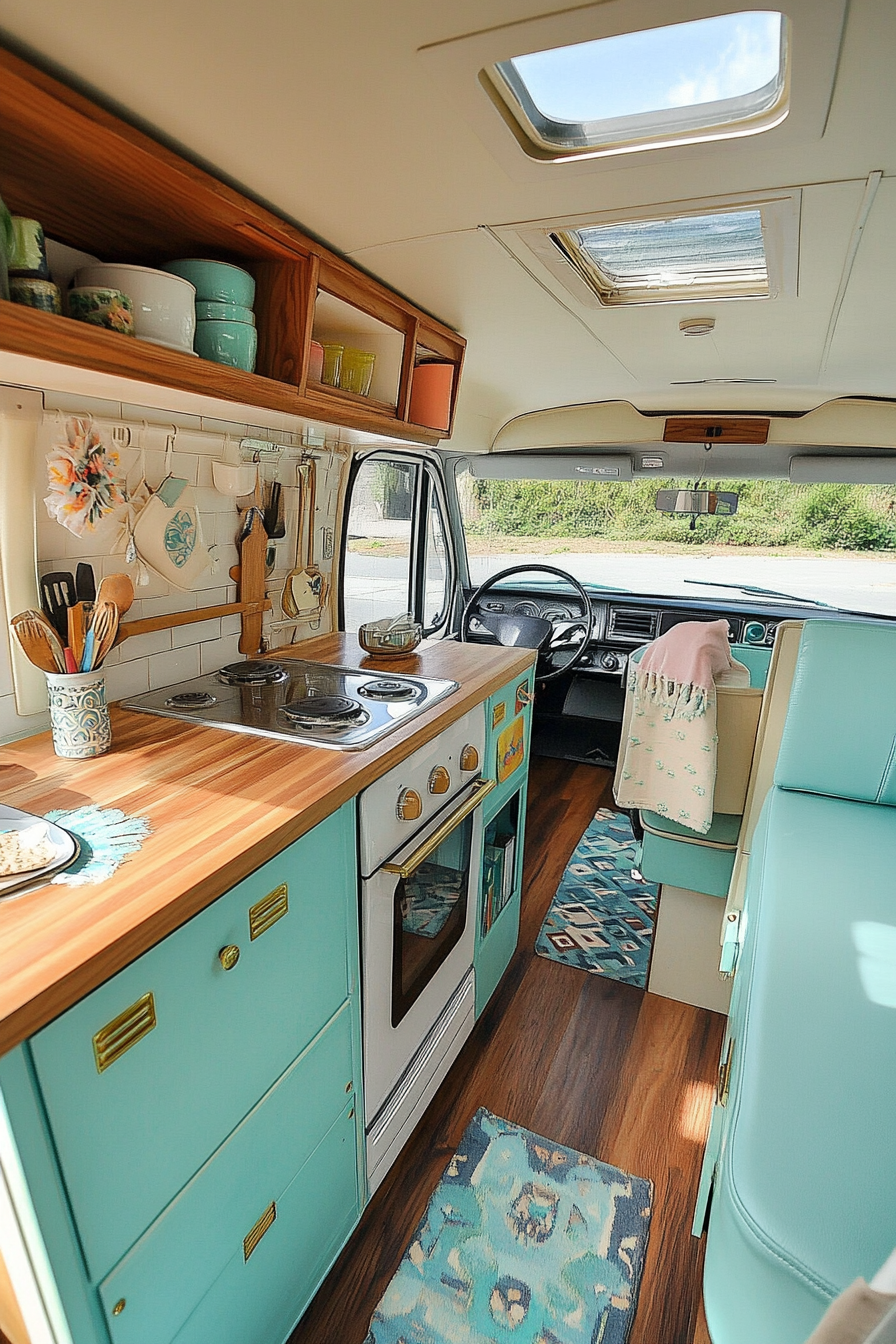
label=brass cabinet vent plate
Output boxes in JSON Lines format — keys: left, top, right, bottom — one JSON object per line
{"left": 243, "top": 1201, "right": 276, "bottom": 1260}
{"left": 93, "top": 992, "right": 157, "bottom": 1074}
{"left": 249, "top": 884, "right": 289, "bottom": 940}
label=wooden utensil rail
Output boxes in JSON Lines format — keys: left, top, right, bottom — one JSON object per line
{"left": 112, "top": 600, "right": 271, "bottom": 649}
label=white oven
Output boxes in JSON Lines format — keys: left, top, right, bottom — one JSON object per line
{"left": 359, "top": 705, "right": 489, "bottom": 1192}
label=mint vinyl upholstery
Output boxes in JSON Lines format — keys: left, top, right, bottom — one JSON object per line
{"left": 703, "top": 621, "right": 896, "bottom": 1343}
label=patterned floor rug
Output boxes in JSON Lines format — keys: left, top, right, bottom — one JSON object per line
{"left": 366, "top": 1107, "right": 652, "bottom": 1344}
{"left": 535, "top": 808, "right": 658, "bottom": 988}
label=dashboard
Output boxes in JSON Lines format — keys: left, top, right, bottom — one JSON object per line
{"left": 467, "top": 585, "right": 834, "bottom": 678}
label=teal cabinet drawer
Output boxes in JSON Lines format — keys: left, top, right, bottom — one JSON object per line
{"left": 170, "top": 1103, "right": 359, "bottom": 1344}
{"left": 29, "top": 802, "right": 357, "bottom": 1281}
{"left": 98, "top": 1004, "right": 359, "bottom": 1344}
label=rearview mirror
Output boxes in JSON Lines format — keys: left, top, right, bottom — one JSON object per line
{"left": 655, "top": 488, "right": 739, "bottom": 516}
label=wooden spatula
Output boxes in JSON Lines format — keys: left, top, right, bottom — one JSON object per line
{"left": 67, "top": 601, "right": 92, "bottom": 670}
{"left": 10, "top": 611, "right": 66, "bottom": 672}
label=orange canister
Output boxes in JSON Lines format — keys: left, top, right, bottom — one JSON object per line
{"left": 409, "top": 361, "right": 454, "bottom": 431}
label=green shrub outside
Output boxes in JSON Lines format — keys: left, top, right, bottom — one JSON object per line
{"left": 465, "top": 478, "right": 896, "bottom": 551}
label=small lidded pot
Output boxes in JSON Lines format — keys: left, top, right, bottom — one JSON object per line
{"left": 67, "top": 286, "right": 135, "bottom": 334}
{"left": 9, "top": 277, "right": 62, "bottom": 313}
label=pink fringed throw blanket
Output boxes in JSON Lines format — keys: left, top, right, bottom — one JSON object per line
{"left": 615, "top": 619, "right": 749, "bottom": 834}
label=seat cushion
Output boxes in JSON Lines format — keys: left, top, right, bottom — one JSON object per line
{"left": 705, "top": 786, "right": 896, "bottom": 1343}
{"left": 640, "top": 810, "right": 740, "bottom": 897}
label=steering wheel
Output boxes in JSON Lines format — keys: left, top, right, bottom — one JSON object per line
{"left": 460, "top": 564, "right": 595, "bottom": 682}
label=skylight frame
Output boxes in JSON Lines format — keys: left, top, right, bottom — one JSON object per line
{"left": 484, "top": 13, "right": 791, "bottom": 162}
{"left": 553, "top": 207, "right": 772, "bottom": 306}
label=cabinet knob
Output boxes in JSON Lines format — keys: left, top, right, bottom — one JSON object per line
{"left": 112, "top": 1299, "right": 126, "bottom": 1316}
{"left": 428, "top": 765, "right": 451, "bottom": 794}
{"left": 397, "top": 788, "right": 422, "bottom": 821}
{"left": 460, "top": 743, "right": 479, "bottom": 772}
{"left": 218, "top": 944, "right": 241, "bottom": 971}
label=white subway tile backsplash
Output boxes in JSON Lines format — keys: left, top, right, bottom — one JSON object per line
{"left": 149, "top": 645, "right": 201, "bottom": 690}
{"left": 172, "top": 618, "right": 222, "bottom": 647}
{"left": 220, "top": 614, "right": 243, "bottom": 636}
{"left": 199, "top": 633, "right": 242, "bottom": 675}
{"left": 118, "top": 630, "right": 172, "bottom": 662}
{"left": 0, "top": 694, "right": 50, "bottom": 744}
{"left": 103, "top": 658, "right": 150, "bottom": 702}
{"left": 140, "top": 592, "right": 198, "bottom": 618}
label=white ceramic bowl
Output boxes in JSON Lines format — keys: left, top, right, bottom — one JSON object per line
{"left": 74, "top": 263, "right": 196, "bottom": 354}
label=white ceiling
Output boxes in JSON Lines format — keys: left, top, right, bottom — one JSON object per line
{"left": 1, "top": 0, "right": 894, "bottom": 450}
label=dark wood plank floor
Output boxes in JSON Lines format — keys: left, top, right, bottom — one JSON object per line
{"left": 290, "top": 756, "right": 725, "bottom": 1344}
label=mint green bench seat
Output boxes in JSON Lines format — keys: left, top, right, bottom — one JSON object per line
{"left": 702, "top": 621, "right": 896, "bottom": 1343}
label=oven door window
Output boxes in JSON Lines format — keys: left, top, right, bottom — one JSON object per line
{"left": 391, "top": 809, "right": 474, "bottom": 1026}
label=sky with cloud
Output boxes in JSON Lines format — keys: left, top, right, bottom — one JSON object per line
{"left": 511, "top": 11, "right": 782, "bottom": 123}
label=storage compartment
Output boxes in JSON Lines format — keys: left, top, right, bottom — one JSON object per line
{"left": 311, "top": 290, "right": 405, "bottom": 410}
{"left": 29, "top": 804, "right": 358, "bottom": 1280}
{"left": 0, "top": 47, "right": 464, "bottom": 442}
{"left": 98, "top": 1006, "right": 359, "bottom": 1344}
{"left": 481, "top": 792, "right": 520, "bottom": 938}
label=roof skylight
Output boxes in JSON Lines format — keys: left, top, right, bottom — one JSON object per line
{"left": 486, "top": 12, "right": 789, "bottom": 160}
{"left": 553, "top": 208, "right": 771, "bottom": 305}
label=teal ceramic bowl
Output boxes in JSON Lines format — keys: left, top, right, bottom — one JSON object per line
{"left": 195, "top": 300, "right": 255, "bottom": 325}
{"left": 194, "top": 318, "right": 257, "bottom": 372}
{"left": 163, "top": 259, "right": 255, "bottom": 308}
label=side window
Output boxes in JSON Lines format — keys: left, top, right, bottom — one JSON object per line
{"left": 341, "top": 455, "right": 455, "bottom": 634}
{"left": 422, "top": 486, "right": 451, "bottom": 634}
{"left": 343, "top": 457, "right": 419, "bottom": 632}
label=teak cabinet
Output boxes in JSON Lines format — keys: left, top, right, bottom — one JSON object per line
{"left": 0, "top": 47, "right": 465, "bottom": 444}
{"left": 0, "top": 802, "right": 364, "bottom": 1344}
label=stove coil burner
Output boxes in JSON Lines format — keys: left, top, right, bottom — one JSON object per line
{"left": 165, "top": 691, "right": 218, "bottom": 709}
{"left": 358, "top": 678, "right": 419, "bottom": 702}
{"left": 219, "top": 660, "right": 287, "bottom": 686}
{"left": 280, "top": 696, "right": 369, "bottom": 730}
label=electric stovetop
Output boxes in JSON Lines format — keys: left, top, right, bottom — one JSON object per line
{"left": 121, "top": 658, "right": 459, "bottom": 751}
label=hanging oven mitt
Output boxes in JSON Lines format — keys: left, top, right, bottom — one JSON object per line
{"left": 133, "top": 440, "right": 211, "bottom": 591}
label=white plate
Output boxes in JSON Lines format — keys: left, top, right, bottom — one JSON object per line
{"left": 0, "top": 805, "right": 79, "bottom": 897}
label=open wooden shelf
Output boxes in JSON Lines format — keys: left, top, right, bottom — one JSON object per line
{"left": 0, "top": 45, "right": 465, "bottom": 442}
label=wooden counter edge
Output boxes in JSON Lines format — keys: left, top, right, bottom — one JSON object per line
{"left": 0, "top": 640, "right": 535, "bottom": 1055}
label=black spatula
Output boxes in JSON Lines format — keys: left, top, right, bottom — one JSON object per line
{"left": 40, "top": 571, "right": 76, "bottom": 643}
{"left": 75, "top": 562, "right": 96, "bottom": 603}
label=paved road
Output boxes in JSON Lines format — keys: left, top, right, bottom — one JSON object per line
{"left": 345, "top": 548, "right": 896, "bottom": 625}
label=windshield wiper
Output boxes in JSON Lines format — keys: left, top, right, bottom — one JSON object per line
{"left": 682, "top": 579, "right": 837, "bottom": 609}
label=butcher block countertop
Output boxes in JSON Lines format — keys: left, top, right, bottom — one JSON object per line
{"left": 0, "top": 635, "right": 535, "bottom": 1056}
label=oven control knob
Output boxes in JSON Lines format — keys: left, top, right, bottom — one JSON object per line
{"left": 460, "top": 744, "right": 480, "bottom": 772}
{"left": 428, "top": 766, "right": 451, "bottom": 794}
{"left": 396, "top": 788, "right": 423, "bottom": 821}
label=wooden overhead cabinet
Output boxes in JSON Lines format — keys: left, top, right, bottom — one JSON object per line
{"left": 0, "top": 47, "right": 465, "bottom": 443}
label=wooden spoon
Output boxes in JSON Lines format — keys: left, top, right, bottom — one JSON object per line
{"left": 10, "top": 611, "right": 66, "bottom": 673}
{"left": 96, "top": 573, "right": 134, "bottom": 615}
{"left": 86, "top": 600, "right": 121, "bottom": 670}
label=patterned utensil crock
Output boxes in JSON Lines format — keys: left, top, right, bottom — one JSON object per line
{"left": 45, "top": 670, "right": 112, "bottom": 759}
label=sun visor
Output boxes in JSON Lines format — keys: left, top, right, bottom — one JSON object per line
{"left": 469, "top": 453, "right": 633, "bottom": 481}
{"left": 790, "top": 456, "right": 896, "bottom": 484}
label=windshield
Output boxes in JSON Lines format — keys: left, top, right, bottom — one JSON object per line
{"left": 455, "top": 468, "right": 896, "bottom": 617}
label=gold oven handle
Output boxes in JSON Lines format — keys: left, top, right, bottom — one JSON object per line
{"left": 382, "top": 777, "right": 496, "bottom": 880}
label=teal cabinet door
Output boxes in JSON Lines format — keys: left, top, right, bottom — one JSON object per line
{"left": 98, "top": 1004, "right": 359, "bottom": 1344}
{"left": 170, "top": 1104, "right": 360, "bottom": 1344}
{"left": 29, "top": 802, "right": 358, "bottom": 1281}
{"left": 485, "top": 667, "right": 535, "bottom": 814}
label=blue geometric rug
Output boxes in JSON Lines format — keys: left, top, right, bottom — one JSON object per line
{"left": 366, "top": 1107, "right": 652, "bottom": 1344}
{"left": 535, "top": 808, "right": 658, "bottom": 988}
